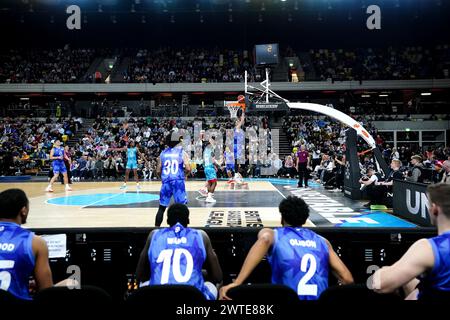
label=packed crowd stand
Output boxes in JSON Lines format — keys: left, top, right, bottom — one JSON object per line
{"left": 1, "top": 44, "right": 449, "bottom": 84}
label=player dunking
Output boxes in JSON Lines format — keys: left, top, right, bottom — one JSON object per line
{"left": 154, "top": 131, "right": 191, "bottom": 227}
{"left": 46, "top": 140, "right": 72, "bottom": 192}
{"left": 111, "top": 140, "right": 145, "bottom": 190}
{"left": 233, "top": 99, "right": 245, "bottom": 176}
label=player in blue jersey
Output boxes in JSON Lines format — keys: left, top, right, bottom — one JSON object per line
{"left": 0, "top": 189, "right": 53, "bottom": 299}
{"left": 372, "top": 183, "right": 450, "bottom": 300}
{"left": 233, "top": 108, "right": 245, "bottom": 174}
{"left": 220, "top": 196, "right": 353, "bottom": 300}
{"left": 136, "top": 203, "right": 223, "bottom": 299}
{"left": 224, "top": 146, "right": 235, "bottom": 183}
{"left": 45, "top": 140, "right": 72, "bottom": 192}
{"left": 154, "top": 131, "right": 191, "bottom": 227}
{"left": 111, "top": 140, "right": 145, "bottom": 190}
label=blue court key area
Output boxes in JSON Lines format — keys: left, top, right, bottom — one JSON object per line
{"left": 47, "top": 193, "right": 159, "bottom": 207}
{"left": 337, "top": 212, "right": 417, "bottom": 228}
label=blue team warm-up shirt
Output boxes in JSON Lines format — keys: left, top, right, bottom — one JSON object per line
{"left": 159, "top": 147, "right": 187, "bottom": 206}
{"left": 0, "top": 222, "right": 35, "bottom": 300}
{"left": 148, "top": 223, "right": 214, "bottom": 300}
{"left": 52, "top": 147, "right": 66, "bottom": 173}
{"left": 267, "top": 227, "right": 329, "bottom": 300}
{"left": 418, "top": 231, "right": 450, "bottom": 298}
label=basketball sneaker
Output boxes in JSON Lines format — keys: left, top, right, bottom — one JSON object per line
{"left": 198, "top": 187, "right": 208, "bottom": 197}
{"left": 65, "top": 185, "right": 72, "bottom": 191}
{"left": 120, "top": 183, "right": 127, "bottom": 190}
{"left": 136, "top": 184, "right": 141, "bottom": 190}
{"left": 45, "top": 185, "right": 53, "bottom": 192}
{"left": 205, "top": 195, "right": 216, "bottom": 203}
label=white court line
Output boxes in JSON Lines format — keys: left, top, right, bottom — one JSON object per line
{"left": 274, "top": 186, "right": 287, "bottom": 199}
{"left": 81, "top": 192, "right": 125, "bottom": 209}
{"left": 194, "top": 196, "right": 248, "bottom": 204}
{"left": 272, "top": 184, "right": 316, "bottom": 227}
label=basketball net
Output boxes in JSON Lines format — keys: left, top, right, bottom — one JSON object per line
{"left": 225, "top": 102, "right": 245, "bottom": 119}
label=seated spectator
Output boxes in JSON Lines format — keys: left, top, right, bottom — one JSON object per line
{"left": 359, "top": 167, "right": 379, "bottom": 207}
{"left": 104, "top": 155, "right": 117, "bottom": 181}
{"left": 441, "top": 160, "right": 450, "bottom": 184}
{"left": 93, "top": 156, "right": 104, "bottom": 180}
{"left": 368, "top": 159, "right": 403, "bottom": 207}
{"left": 333, "top": 154, "right": 346, "bottom": 191}
{"left": 136, "top": 203, "right": 222, "bottom": 300}
{"left": 70, "top": 160, "right": 79, "bottom": 181}
{"left": 405, "top": 155, "right": 425, "bottom": 183}
{"left": 76, "top": 155, "right": 88, "bottom": 180}
{"left": 280, "top": 155, "right": 297, "bottom": 178}
{"left": 85, "top": 156, "right": 96, "bottom": 180}
{"left": 219, "top": 196, "right": 354, "bottom": 301}
{"left": 316, "top": 154, "right": 334, "bottom": 184}
{"left": 271, "top": 153, "right": 283, "bottom": 177}
{"left": 372, "top": 183, "right": 450, "bottom": 300}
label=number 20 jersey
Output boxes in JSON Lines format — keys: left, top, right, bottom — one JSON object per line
{"left": 267, "top": 227, "right": 329, "bottom": 300}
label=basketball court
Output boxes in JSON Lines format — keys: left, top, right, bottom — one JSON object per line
{"left": 0, "top": 179, "right": 417, "bottom": 230}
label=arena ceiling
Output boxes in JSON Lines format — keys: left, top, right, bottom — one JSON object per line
{"left": 1, "top": 0, "right": 448, "bottom": 47}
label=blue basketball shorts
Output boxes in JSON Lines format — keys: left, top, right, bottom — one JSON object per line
{"left": 159, "top": 179, "right": 188, "bottom": 207}
{"left": 52, "top": 161, "right": 67, "bottom": 174}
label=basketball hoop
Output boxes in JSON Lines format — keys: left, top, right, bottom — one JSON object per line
{"left": 225, "top": 102, "right": 245, "bottom": 119}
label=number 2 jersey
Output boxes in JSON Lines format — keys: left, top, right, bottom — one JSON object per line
{"left": 0, "top": 222, "right": 35, "bottom": 300}
{"left": 148, "top": 223, "right": 214, "bottom": 300}
{"left": 267, "top": 227, "right": 329, "bottom": 300}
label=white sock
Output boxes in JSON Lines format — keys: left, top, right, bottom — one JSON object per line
{"left": 65, "top": 184, "right": 70, "bottom": 188}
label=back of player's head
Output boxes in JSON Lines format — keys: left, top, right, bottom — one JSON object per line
{"left": 428, "top": 183, "right": 450, "bottom": 219}
{"left": 167, "top": 203, "right": 190, "bottom": 227}
{"left": 165, "top": 130, "right": 181, "bottom": 148}
{"left": 278, "top": 196, "right": 309, "bottom": 227}
{"left": 0, "top": 189, "right": 29, "bottom": 221}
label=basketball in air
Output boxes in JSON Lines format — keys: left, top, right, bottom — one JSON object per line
{"left": 237, "top": 95, "right": 245, "bottom": 103}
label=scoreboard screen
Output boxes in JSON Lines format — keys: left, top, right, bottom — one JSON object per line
{"left": 255, "top": 43, "right": 279, "bottom": 66}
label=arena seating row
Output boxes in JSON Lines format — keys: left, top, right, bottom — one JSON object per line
{"left": 1, "top": 45, "right": 449, "bottom": 84}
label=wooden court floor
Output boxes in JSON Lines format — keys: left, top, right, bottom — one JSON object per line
{"left": 0, "top": 181, "right": 313, "bottom": 229}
